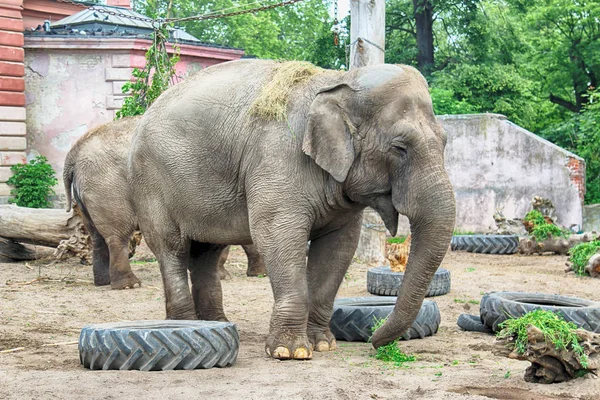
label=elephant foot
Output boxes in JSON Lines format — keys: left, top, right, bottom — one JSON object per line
{"left": 110, "top": 271, "right": 142, "bottom": 290}
{"left": 246, "top": 261, "right": 266, "bottom": 277}
{"left": 265, "top": 333, "right": 313, "bottom": 360}
{"left": 308, "top": 329, "right": 337, "bottom": 352}
{"left": 93, "top": 275, "right": 110, "bottom": 287}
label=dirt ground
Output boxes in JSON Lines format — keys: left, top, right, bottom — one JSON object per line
{"left": 1, "top": 248, "right": 598, "bottom": 400}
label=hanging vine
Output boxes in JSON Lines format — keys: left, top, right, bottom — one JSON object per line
{"left": 116, "top": 25, "right": 180, "bottom": 119}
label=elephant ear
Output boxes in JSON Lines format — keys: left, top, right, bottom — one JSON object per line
{"left": 302, "top": 84, "right": 356, "bottom": 183}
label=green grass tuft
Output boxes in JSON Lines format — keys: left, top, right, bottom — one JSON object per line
{"left": 387, "top": 236, "right": 407, "bottom": 244}
{"left": 370, "top": 317, "right": 416, "bottom": 366}
{"left": 497, "top": 309, "right": 588, "bottom": 368}
{"left": 530, "top": 223, "right": 569, "bottom": 241}
{"left": 569, "top": 240, "right": 600, "bottom": 276}
{"left": 453, "top": 230, "right": 476, "bottom": 235}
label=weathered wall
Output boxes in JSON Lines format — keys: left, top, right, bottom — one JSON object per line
{"left": 441, "top": 114, "right": 584, "bottom": 233}
{"left": 12, "top": 37, "right": 243, "bottom": 202}
{"left": 583, "top": 204, "right": 600, "bottom": 232}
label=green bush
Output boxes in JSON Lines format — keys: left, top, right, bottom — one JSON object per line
{"left": 6, "top": 155, "right": 58, "bottom": 208}
{"left": 568, "top": 240, "right": 600, "bottom": 276}
{"left": 523, "top": 210, "right": 545, "bottom": 226}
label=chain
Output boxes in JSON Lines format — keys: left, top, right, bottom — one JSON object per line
{"left": 351, "top": 37, "right": 386, "bottom": 54}
{"left": 332, "top": 0, "right": 339, "bottom": 46}
{"left": 165, "top": 0, "right": 306, "bottom": 23}
{"left": 55, "top": 0, "right": 307, "bottom": 26}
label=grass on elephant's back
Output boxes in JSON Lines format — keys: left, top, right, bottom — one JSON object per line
{"left": 249, "top": 61, "right": 324, "bottom": 121}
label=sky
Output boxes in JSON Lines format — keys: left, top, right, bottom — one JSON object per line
{"left": 334, "top": 0, "right": 350, "bottom": 19}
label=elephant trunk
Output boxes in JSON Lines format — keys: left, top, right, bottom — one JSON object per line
{"left": 371, "top": 166, "right": 455, "bottom": 348}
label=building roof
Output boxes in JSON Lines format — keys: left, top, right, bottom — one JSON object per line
{"left": 50, "top": 5, "right": 202, "bottom": 43}
{"left": 51, "top": 5, "right": 155, "bottom": 30}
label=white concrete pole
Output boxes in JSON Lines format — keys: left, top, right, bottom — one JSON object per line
{"left": 350, "top": 0, "right": 388, "bottom": 266}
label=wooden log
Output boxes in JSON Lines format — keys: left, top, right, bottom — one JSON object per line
{"left": 0, "top": 204, "right": 90, "bottom": 263}
{"left": 493, "top": 325, "right": 599, "bottom": 384}
{"left": 518, "top": 233, "right": 598, "bottom": 256}
{"left": 0, "top": 204, "right": 81, "bottom": 248}
{"left": 356, "top": 208, "right": 387, "bottom": 266}
{"left": 0, "top": 237, "right": 54, "bottom": 261}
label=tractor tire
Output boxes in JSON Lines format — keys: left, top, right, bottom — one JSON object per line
{"left": 480, "top": 292, "right": 600, "bottom": 333}
{"left": 79, "top": 320, "right": 239, "bottom": 371}
{"left": 329, "top": 297, "right": 440, "bottom": 342}
{"left": 456, "top": 313, "right": 492, "bottom": 333}
{"left": 451, "top": 235, "right": 519, "bottom": 255}
{"left": 367, "top": 267, "right": 451, "bottom": 297}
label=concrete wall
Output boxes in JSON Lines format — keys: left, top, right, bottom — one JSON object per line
{"left": 583, "top": 204, "right": 600, "bottom": 232}
{"left": 441, "top": 114, "right": 584, "bottom": 233}
{"left": 7, "top": 37, "right": 243, "bottom": 201}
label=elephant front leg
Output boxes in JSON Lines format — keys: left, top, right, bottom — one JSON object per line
{"left": 252, "top": 217, "right": 312, "bottom": 360}
{"left": 307, "top": 213, "right": 362, "bottom": 352}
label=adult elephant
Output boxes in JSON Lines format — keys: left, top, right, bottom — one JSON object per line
{"left": 128, "top": 60, "right": 455, "bottom": 360}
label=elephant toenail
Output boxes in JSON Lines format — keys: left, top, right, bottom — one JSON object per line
{"left": 293, "top": 347, "right": 312, "bottom": 359}
{"left": 273, "top": 347, "right": 290, "bottom": 359}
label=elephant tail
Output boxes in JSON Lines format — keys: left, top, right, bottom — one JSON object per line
{"left": 63, "top": 147, "right": 77, "bottom": 212}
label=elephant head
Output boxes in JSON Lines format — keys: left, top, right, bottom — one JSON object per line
{"left": 303, "top": 64, "right": 456, "bottom": 348}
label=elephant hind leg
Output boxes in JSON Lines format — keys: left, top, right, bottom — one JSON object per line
{"left": 217, "top": 246, "right": 232, "bottom": 280}
{"left": 106, "top": 235, "right": 141, "bottom": 290}
{"left": 189, "top": 241, "right": 229, "bottom": 321}
{"left": 242, "top": 244, "right": 266, "bottom": 277}
{"left": 77, "top": 204, "right": 110, "bottom": 286}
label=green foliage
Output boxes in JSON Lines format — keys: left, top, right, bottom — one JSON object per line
{"left": 6, "top": 156, "right": 58, "bottom": 208}
{"left": 497, "top": 309, "right": 588, "bottom": 368}
{"left": 453, "top": 230, "right": 475, "bottom": 235}
{"left": 568, "top": 240, "right": 600, "bottom": 276}
{"left": 369, "top": 317, "right": 416, "bottom": 366}
{"left": 116, "top": 26, "right": 180, "bottom": 119}
{"left": 530, "top": 223, "right": 568, "bottom": 241}
{"left": 524, "top": 210, "right": 545, "bottom": 226}
{"left": 429, "top": 88, "right": 477, "bottom": 116}
{"left": 387, "top": 236, "right": 407, "bottom": 244}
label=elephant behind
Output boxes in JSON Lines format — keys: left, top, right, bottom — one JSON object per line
{"left": 128, "top": 59, "right": 455, "bottom": 360}
{"left": 63, "top": 117, "right": 264, "bottom": 289}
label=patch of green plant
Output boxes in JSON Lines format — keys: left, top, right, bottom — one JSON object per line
{"left": 116, "top": 25, "right": 180, "bottom": 119}
{"left": 6, "top": 155, "right": 58, "bottom": 208}
{"left": 454, "top": 299, "right": 466, "bottom": 303}
{"left": 568, "top": 240, "right": 600, "bottom": 276}
{"left": 453, "top": 230, "right": 476, "bottom": 235}
{"left": 523, "top": 210, "right": 545, "bottom": 226}
{"left": 468, "top": 300, "right": 479, "bottom": 305}
{"left": 530, "top": 223, "right": 569, "bottom": 241}
{"left": 504, "top": 370, "right": 511, "bottom": 379}
{"left": 465, "top": 267, "right": 476, "bottom": 272}
{"left": 387, "top": 236, "right": 407, "bottom": 244}
{"left": 370, "top": 317, "right": 416, "bottom": 366}
{"left": 497, "top": 309, "right": 588, "bottom": 368}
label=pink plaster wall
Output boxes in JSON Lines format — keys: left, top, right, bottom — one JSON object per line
{"left": 22, "top": 38, "right": 243, "bottom": 197}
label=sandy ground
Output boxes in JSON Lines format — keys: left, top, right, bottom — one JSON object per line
{"left": 1, "top": 248, "right": 599, "bottom": 400}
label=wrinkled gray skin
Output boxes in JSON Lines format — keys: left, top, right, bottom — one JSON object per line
{"left": 63, "top": 118, "right": 265, "bottom": 289}
{"left": 128, "top": 59, "right": 455, "bottom": 359}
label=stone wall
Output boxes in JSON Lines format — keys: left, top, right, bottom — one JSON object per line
{"left": 442, "top": 114, "right": 584, "bottom": 233}
{"left": 3, "top": 37, "right": 243, "bottom": 201}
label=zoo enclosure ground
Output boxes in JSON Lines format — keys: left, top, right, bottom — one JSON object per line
{"left": 0, "top": 249, "right": 598, "bottom": 399}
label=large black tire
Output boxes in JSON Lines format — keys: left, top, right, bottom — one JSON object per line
{"left": 367, "top": 267, "right": 451, "bottom": 297}
{"left": 480, "top": 292, "right": 600, "bottom": 333}
{"left": 329, "top": 297, "right": 440, "bottom": 342}
{"left": 451, "top": 235, "right": 519, "bottom": 254}
{"left": 79, "top": 320, "right": 239, "bottom": 371}
{"left": 456, "top": 313, "right": 492, "bottom": 333}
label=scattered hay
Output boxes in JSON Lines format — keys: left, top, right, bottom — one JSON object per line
{"left": 250, "top": 61, "right": 322, "bottom": 121}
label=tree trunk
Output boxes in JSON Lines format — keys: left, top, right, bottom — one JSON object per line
{"left": 413, "top": 0, "right": 434, "bottom": 76}
{"left": 0, "top": 204, "right": 90, "bottom": 263}
{"left": 493, "top": 325, "right": 600, "bottom": 383}
{"left": 0, "top": 238, "right": 55, "bottom": 261}
{"left": 350, "top": 0, "right": 388, "bottom": 266}
{"left": 350, "top": 0, "right": 385, "bottom": 69}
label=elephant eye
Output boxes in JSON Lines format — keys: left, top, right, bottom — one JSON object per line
{"left": 390, "top": 140, "right": 407, "bottom": 156}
